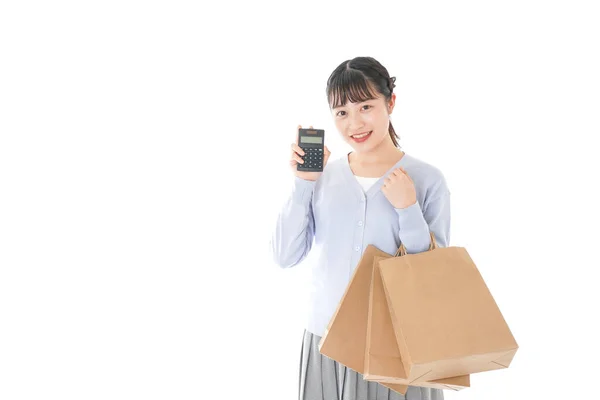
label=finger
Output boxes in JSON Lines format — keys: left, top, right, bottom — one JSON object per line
{"left": 394, "top": 168, "right": 408, "bottom": 180}
{"left": 290, "top": 153, "right": 304, "bottom": 164}
{"left": 291, "top": 143, "right": 305, "bottom": 156}
{"left": 292, "top": 153, "right": 305, "bottom": 164}
{"left": 399, "top": 167, "right": 413, "bottom": 181}
{"left": 309, "top": 125, "right": 313, "bottom": 129}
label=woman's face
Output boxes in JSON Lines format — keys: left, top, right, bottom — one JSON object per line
{"left": 331, "top": 92, "right": 396, "bottom": 153}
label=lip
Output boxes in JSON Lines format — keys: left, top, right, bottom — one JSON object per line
{"left": 351, "top": 130, "right": 372, "bottom": 142}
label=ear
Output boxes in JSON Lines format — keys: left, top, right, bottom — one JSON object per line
{"left": 388, "top": 93, "right": 396, "bottom": 114}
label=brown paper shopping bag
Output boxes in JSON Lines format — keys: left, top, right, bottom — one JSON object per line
{"left": 319, "top": 244, "right": 469, "bottom": 394}
{"left": 378, "top": 232, "right": 519, "bottom": 383}
{"left": 365, "top": 254, "right": 470, "bottom": 391}
{"left": 318, "top": 246, "right": 409, "bottom": 395}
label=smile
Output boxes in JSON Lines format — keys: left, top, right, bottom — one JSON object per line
{"left": 351, "top": 131, "right": 372, "bottom": 142}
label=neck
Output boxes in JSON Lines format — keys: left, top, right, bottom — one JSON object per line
{"left": 350, "top": 138, "right": 403, "bottom": 166}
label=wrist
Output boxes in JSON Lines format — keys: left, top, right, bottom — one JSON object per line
{"left": 394, "top": 201, "right": 425, "bottom": 225}
{"left": 394, "top": 198, "right": 417, "bottom": 209}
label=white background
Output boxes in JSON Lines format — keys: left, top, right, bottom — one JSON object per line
{"left": 1, "top": 1, "right": 599, "bottom": 399}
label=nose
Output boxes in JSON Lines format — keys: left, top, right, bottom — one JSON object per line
{"left": 348, "top": 112, "right": 365, "bottom": 132}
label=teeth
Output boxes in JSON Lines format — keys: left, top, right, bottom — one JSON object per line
{"left": 353, "top": 131, "right": 370, "bottom": 138}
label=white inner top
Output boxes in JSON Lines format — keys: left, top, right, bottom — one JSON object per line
{"left": 354, "top": 175, "right": 381, "bottom": 193}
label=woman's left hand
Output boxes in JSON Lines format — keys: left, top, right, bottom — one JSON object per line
{"left": 381, "top": 167, "right": 417, "bottom": 209}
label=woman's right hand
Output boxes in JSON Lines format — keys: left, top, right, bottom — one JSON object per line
{"left": 290, "top": 125, "right": 331, "bottom": 182}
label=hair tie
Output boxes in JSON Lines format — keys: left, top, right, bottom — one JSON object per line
{"left": 388, "top": 76, "right": 396, "bottom": 92}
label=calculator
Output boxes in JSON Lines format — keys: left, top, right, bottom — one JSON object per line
{"left": 297, "top": 128, "right": 325, "bottom": 172}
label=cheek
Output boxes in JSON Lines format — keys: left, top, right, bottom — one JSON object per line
{"left": 371, "top": 114, "right": 390, "bottom": 141}
{"left": 375, "top": 113, "right": 390, "bottom": 130}
{"left": 334, "top": 120, "right": 348, "bottom": 137}
{"left": 364, "top": 113, "right": 383, "bottom": 128}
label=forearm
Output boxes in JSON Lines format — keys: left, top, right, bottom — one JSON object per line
{"left": 270, "top": 177, "right": 317, "bottom": 268}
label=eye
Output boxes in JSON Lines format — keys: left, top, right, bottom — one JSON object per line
{"left": 362, "top": 105, "right": 372, "bottom": 110}
{"left": 336, "top": 110, "right": 346, "bottom": 117}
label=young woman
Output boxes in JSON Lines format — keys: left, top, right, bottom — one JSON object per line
{"left": 270, "top": 56, "right": 450, "bottom": 400}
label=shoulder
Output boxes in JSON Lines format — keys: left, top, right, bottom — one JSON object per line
{"left": 401, "top": 153, "right": 450, "bottom": 199}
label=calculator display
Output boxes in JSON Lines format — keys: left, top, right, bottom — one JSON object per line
{"left": 300, "top": 136, "right": 323, "bottom": 144}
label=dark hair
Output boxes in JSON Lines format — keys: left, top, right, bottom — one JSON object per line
{"left": 326, "top": 56, "right": 400, "bottom": 148}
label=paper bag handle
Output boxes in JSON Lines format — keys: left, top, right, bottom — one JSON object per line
{"left": 394, "top": 231, "right": 438, "bottom": 257}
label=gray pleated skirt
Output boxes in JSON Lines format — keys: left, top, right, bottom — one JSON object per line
{"left": 299, "top": 329, "right": 444, "bottom": 400}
